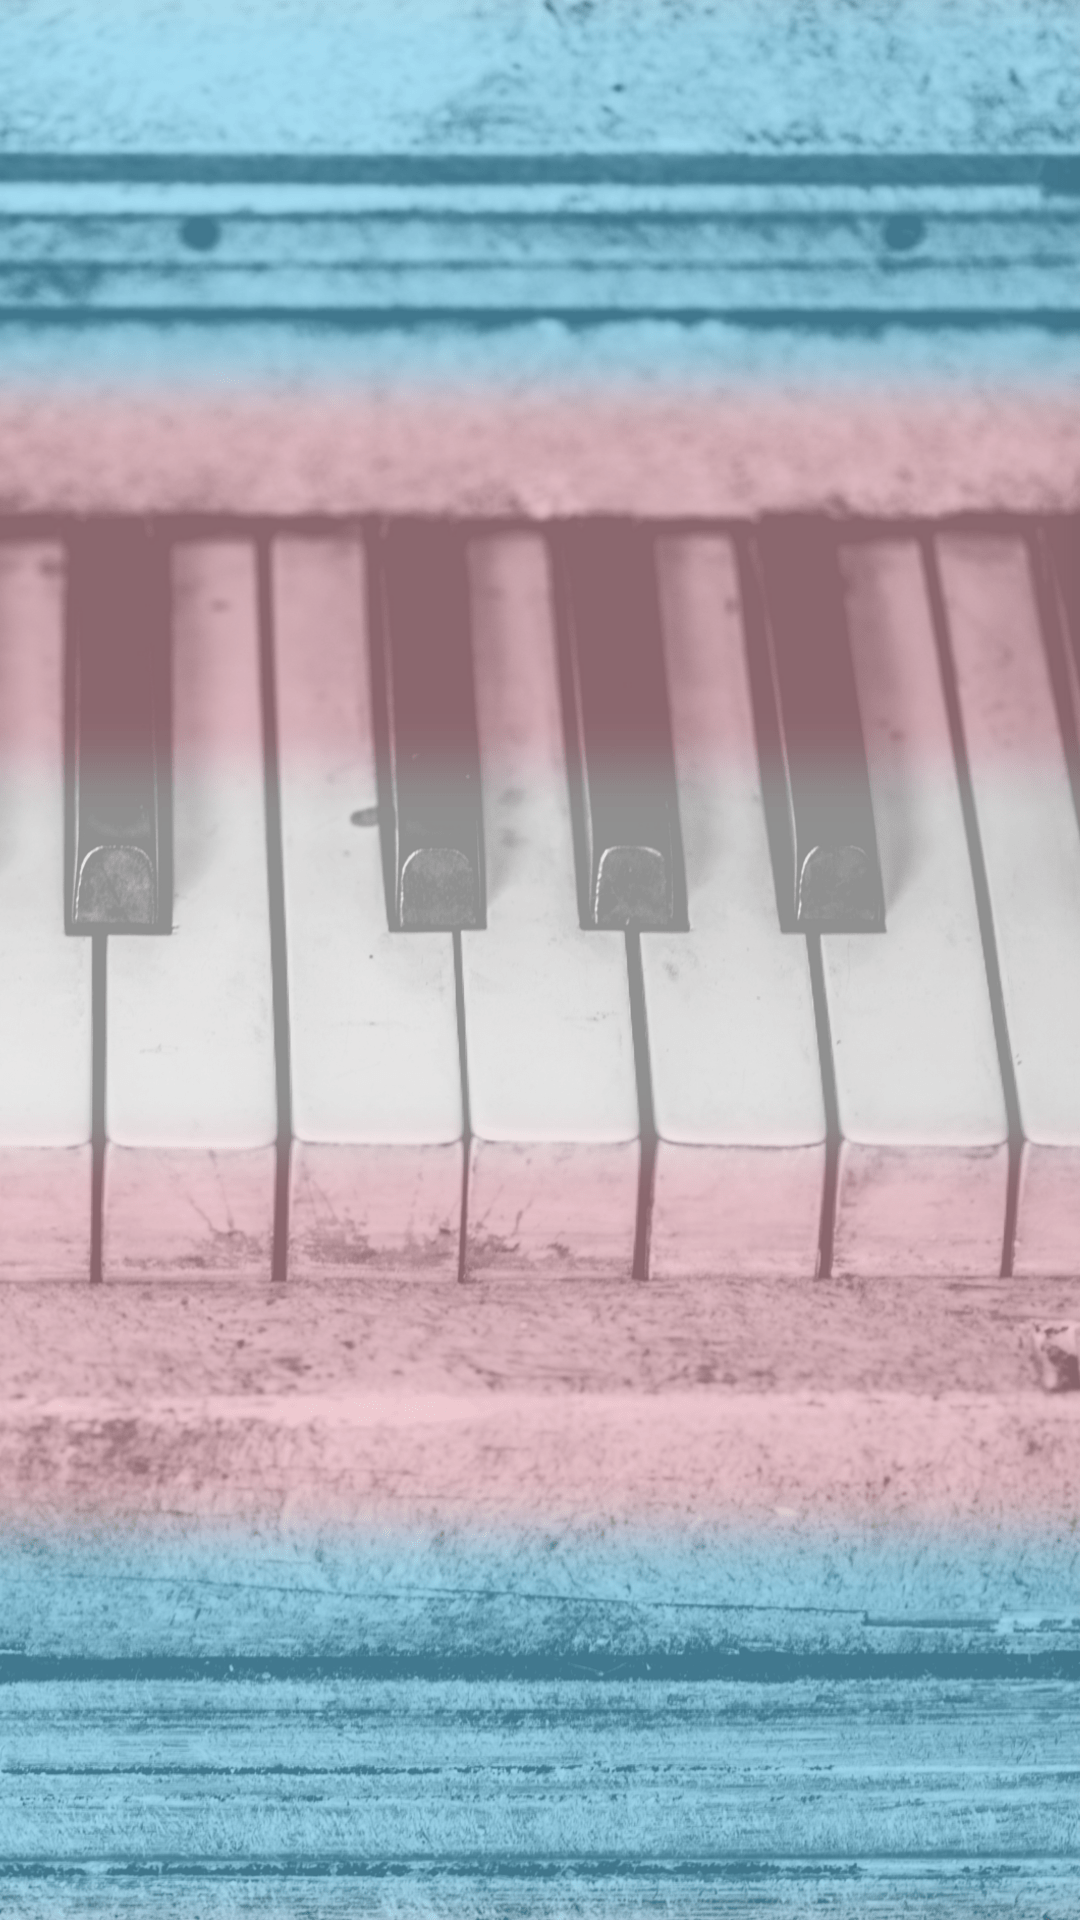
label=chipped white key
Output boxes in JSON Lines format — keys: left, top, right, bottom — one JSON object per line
{"left": 939, "top": 534, "right": 1080, "bottom": 1276}
{"left": 642, "top": 536, "right": 826, "bottom": 1278}
{"left": 0, "top": 546, "right": 91, "bottom": 1276}
{"left": 461, "top": 534, "right": 639, "bottom": 1278}
{"left": 104, "top": 544, "right": 277, "bottom": 1279}
{"left": 824, "top": 541, "right": 1008, "bottom": 1278}
{"left": 273, "top": 537, "right": 462, "bottom": 1278}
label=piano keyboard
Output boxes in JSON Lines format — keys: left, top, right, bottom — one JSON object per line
{"left": 4, "top": 516, "right": 1080, "bottom": 1287}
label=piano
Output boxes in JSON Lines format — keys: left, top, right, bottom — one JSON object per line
{"left": 2, "top": 2, "right": 1079, "bottom": 1910}
{"left": 7, "top": 509, "right": 1080, "bottom": 1292}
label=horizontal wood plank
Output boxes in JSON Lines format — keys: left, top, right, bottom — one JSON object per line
{"left": 2, "top": 1277, "right": 1079, "bottom": 1544}
{"left": 0, "top": 1677, "right": 1075, "bottom": 1855}
{"left": 0, "top": 186, "right": 1077, "bottom": 318}
{"left": 0, "top": 1866, "right": 1076, "bottom": 1917}
{"left": 2, "top": 1275, "right": 1072, "bottom": 1400}
{"left": 0, "top": 1677, "right": 1075, "bottom": 1913}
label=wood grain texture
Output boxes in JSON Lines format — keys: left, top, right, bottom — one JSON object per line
{"left": 0, "top": 1868, "right": 1076, "bottom": 1918}
{"left": 1, "top": 1676, "right": 1076, "bottom": 1855}
{"left": 1, "top": 1286, "right": 1080, "bottom": 1568}
{"left": 9, "top": 1271, "right": 1080, "bottom": 1393}
{"left": 2, "top": 184, "right": 1079, "bottom": 318}
{"left": 4, "top": 1273, "right": 1078, "bottom": 1905}
{"left": 3, "top": 1528, "right": 1080, "bottom": 1667}
{"left": 3, "top": 1274, "right": 1075, "bottom": 1404}
{"left": 0, "top": 1676, "right": 1076, "bottom": 1914}
{"left": 6, "top": 1392, "right": 1080, "bottom": 1548}
{"left": 3, "top": 1275, "right": 1080, "bottom": 1637}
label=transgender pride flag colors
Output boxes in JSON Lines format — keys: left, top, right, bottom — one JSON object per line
{"left": 0, "top": 1, "right": 1079, "bottom": 1910}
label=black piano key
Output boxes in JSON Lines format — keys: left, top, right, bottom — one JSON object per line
{"left": 1044, "top": 519, "right": 1080, "bottom": 705}
{"left": 1040, "top": 519, "right": 1080, "bottom": 810}
{"left": 66, "top": 524, "right": 171, "bottom": 933}
{"left": 746, "top": 518, "right": 885, "bottom": 933}
{"left": 373, "top": 521, "right": 484, "bottom": 931}
{"left": 555, "top": 522, "right": 683, "bottom": 930}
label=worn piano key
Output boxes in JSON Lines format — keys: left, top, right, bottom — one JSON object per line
{"left": 103, "top": 545, "right": 277, "bottom": 1279}
{"left": 0, "top": 545, "right": 92, "bottom": 1276}
{"left": 273, "top": 537, "right": 463, "bottom": 1278}
{"left": 1045, "top": 520, "right": 1080, "bottom": 664}
{"left": 373, "top": 520, "right": 484, "bottom": 931}
{"left": 823, "top": 540, "right": 1008, "bottom": 1278}
{"left": 748, "top": 518, "right": 885, "bottom": 932}
{"left": 641, "top": 536, "right": 826, "bottom": 1279}
{"left": 939, "top": 533, "right": 1080, "bottom": 1277}
{"left": 555, "top": 520, "right": 682, "bottom": 930}
{"left": 461, "top": 533, "right": 639, "bottom": 1278}
{"left": 66, "top": 523, "right": 170, "bottom": 932}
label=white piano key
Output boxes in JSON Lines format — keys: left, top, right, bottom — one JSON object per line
{"left": 461, "top": 534, "right": 639, "bottom": 1278}
{"left": 273, "top": 537, "right": 463, "bottom": 1279}
{"left": 824, "top": 541, "right": 1008, "bottom": 1278}
{"left": 938, "top": 534, "right": 1080, "bottom": 1277}
{"left": 641, "top": 536, "right": 826, "bottom": 1279}
{"left": 0, "top": 545, "right": 91, "bottom": 1277}
{"left": 104, "top": 544, "right": 277, "bottom": 1280}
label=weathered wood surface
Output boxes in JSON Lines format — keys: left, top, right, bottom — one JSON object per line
{"left": 0, "top": 1868, "right": 1077, "bottom": 1919}
{"left": 4, "top": 1277, "right": 1080, "bottom": 1556}
{"left": 2, "top": 1277, "right": 1080, "bottom": 1649}
{"left": 1, "top": 1676, "right": 1077, "bottom": 1856}
{"left": 4, "top": 1529, "right": 1080, "bottom": 1667}
{"left": 3, "top": 1276, "right": 1078, "bottom": 1906}
{"left": 0, "top": 0, "right": 1075, "bottom": 157}
{"left": 3, "top": 1271, "right": 1072, "bottom": 1401}
{"left": 0, "top": 15, "right": 1073, "bottom": 515}
{"left": 0, "top": 1677, "right": 1076, "bottom": 1913}
{"left": 0, "top": 325, "right": 1077, "bottom": 519}
{"left": 2, "top": 179, "right": 1078, "bottom": 319}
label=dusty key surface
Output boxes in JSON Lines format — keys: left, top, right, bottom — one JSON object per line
{"left": 939, "top": 534, "right": 1080, "bottom": 1277}
{"left": 274, "top": 536, "right": 462, "bottom": 1278}
{"left": 0, "top": 545, "right": 92, "bottom": 1277}
{"left": 823, "top": 541, "right": 1009, "bottom": 1277}
{"left": 462, "top": 534, "right": 639, "bottom": 1277}
{"left": 104, "top": 544, "right": 277, "bottom": 1278}
{"left": 643, "top": 535, "right": 826, "bottom": 1278}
